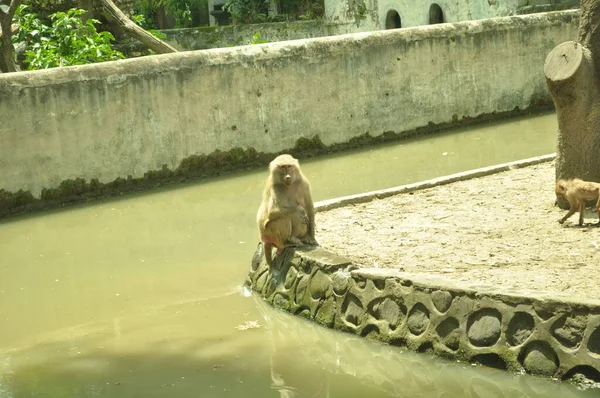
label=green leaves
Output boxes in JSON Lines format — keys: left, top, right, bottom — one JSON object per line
{"left": 13, "top": 5, "right": 125, "bottom": 70}
{"left": 224, "top": 0, "right": 270, "bottom": 24}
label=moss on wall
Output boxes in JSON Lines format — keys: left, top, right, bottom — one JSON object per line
{"left": 0, "top": 100, "right": 552, "bottom": 220}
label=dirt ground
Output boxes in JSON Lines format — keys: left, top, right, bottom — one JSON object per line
{"left": 317, "top": 161, "right": 600, "bottom": 299}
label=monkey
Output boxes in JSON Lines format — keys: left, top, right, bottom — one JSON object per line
{"left": 555, "top": 178, "right": 600, "bottom": 226}
{"left": 256, "top": 154, "right": 317, "bottom": 268}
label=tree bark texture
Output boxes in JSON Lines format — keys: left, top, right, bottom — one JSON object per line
{"left": 0, "top": 0, "right": 22, "bottom": 73}
{"left": 99, "top": 0, "right": 178, "bottom": 54}
{"left": 545, "top": 0, "right": 600, "bottom": 208}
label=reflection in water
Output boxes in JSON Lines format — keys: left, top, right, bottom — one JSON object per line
{"left": 0, "top": 113, "right": 593, "bottom": 397}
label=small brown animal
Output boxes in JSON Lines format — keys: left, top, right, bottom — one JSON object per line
{"left": 256, "top": 154, "right": 317, "bottom": 267}
{"left": 555, "top": 178, "right": 600, "bottom": 226}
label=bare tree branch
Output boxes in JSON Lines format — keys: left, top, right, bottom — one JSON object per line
{"left": 99, "top": 0, "right": 178, "bottom": 54}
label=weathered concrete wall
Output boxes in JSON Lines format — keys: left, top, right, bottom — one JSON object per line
{"left": 0, "top": 11, "right": 578, "bottom": 216}
{"left": 246, "top": 156, "right": 600, "bottom": 383}
{"left": 160, "top": 20, "right": 369, "bottom": 51}
{"left": 327, "top": 0, "right": 578, "bottom": 29}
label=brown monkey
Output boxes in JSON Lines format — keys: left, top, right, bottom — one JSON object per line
{"left": 256, "top": 154, "right": 317, "bottom": 267}
{"left": 555, "top": 178, "right": 600, "bottom": 226}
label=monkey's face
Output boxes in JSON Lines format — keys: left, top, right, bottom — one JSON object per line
{"left": 275, "top": 164, "right": 296, "bottom": 186}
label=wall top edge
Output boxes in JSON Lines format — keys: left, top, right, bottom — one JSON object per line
{"left": 0, "top": 10, "right": 580, "bottom": 88}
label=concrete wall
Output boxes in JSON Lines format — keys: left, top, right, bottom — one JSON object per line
{"left": 155, "top": 0, "right": 577, "bottom": 51}
{"left": 0, "top": 11, "right": 578, "bottom": 207}
{"left": 160, "top": 20, "right": 370, "bottom": 51}
{"left": 327, "top": 0, "right": 578, "bottom": 29}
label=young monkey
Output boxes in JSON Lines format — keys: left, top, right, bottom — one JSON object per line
{"left": 256, "top": 154, "right": 317, "bottom": 267}
{"left": 555, "top": 178, "right": 600, "bottom": 226}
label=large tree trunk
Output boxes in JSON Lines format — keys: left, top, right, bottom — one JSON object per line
{"left": 0, "top": 0, "right": 21, "bottom": 73}
{"left": 545, "top": 0, "right": 600, "bottom": 208}
{"left": 99, "top": 0, "right": 178, "bottom": 54}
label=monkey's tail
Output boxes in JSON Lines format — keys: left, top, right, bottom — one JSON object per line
{"left": 264, "top": 242, "right": 274, "bottom": 266}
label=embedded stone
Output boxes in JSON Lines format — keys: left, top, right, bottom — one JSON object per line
{"left": 298, "top": 309, "right": 311, "bottom": 320}
{"left": 467, "top": 308, "right": 502, "bottom": 347}
{"left": 436, "top": 317, "right": 460, "bottom": 350}
{"left": 284, "top": 265, "right": 298, "bottom": 290}
{"left": 520, "top": 341, "right": 559, "bottom": 376}
{"left": 587, "top": 326, "right": 600, "bottom": 355}
{"left": 295, "top": 275, "right": 309, "bottom": 303}
{"left": 551, "top": 314, "right": 587, "bottom": 349}
{"left": 255, "top": 271, "right": 269, "bottom": 294}
{"left": 273, "top": 294, "right": 290, "bottom": 311}
{"left": 407, "top": 303, "right": 430, "bottom": 336}
{"left": 342, "top": 294, "right": 364, "bottom": 327}
{"left": 355, "top": 277, "right": 367, "bottom": 289}
{"left": 315, "top": 296, "right": 335, "bottom": 327}
{"left": 506, "top": 312, "right": 534, "bottom": 346}
{"left": 332, "top": 271, "right": 350, "bottom": 296}
{"left": 370, "top": 298, "right": 402, "bottom": 327}
{"left": 431, "top": 290, "right": 453, "bottom": 313}
{"left": 310, "top": 270, "right": 332, "bottom": 299}
{"left": 251, "top": 243, "right": 264, "bottom": 271}
{"left": 265, "top": 277, "right": 277, "bottom": 298}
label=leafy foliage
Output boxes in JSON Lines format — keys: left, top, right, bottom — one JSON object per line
{"left": 223, "top": 0, "right": 270, "bottom": 24}
{"left": 248, "top": 32, "right": 267, "bottom": 44}
{"left": 13, "top": 6, "right": 124, "bottom": 70}
{"left": 132, "top": 14, "right": 167, "bottom": 39}
{"left": 134, "top": 0, "right": 207, "bottom": 29}
{"left": 223, "top": 0, "right": 324, "bottom": 24}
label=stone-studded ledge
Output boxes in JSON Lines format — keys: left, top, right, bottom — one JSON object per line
{"left": 245, "top": 154, "right": 600, "bottom": 385}
{"left": 246, "top": 245, "right": 600, "bottom": 383}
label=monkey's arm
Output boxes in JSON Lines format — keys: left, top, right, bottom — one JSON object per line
{"left": 303, "top": 187, "right": 318, "bottom": 244}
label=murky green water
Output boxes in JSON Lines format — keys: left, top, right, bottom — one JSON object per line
{"left": 1, "top": 112, "right": 594, "bottom": 397}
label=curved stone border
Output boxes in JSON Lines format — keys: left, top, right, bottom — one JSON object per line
{"left": 246, "top": 154, "right": 600, "bottom": 384}
{"left": 315, "top": 153, "right": 556, "bottom": 212}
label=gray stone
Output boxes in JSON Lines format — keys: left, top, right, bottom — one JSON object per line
{"left": 316, "top": 296, "right": 336, "bottom": 327}
{"left": 431, "top": 290, "right": 453, "bottom": 313}
{"left": 273, "top": 294, "right": 290, "bottom": 311}
{"left": 284, "top": 265, "right": 298, "bottom": 290}
{"left": 506, "top": 312, "right": 534, "bottom": 346}
{"left": 407, "top": 303, "right": 430, "bottom": 336}
{"left": 342, "top": 294, "right": 364, "bottom": 327}
{"left": 588, "top": 326, "right": 600, "bottom": 354}
{"left": 370, "top": 298, "right": 402, "bottom": 327}
{"left": 255, "top": 270, "right": 269, "bottom": 293}
{"left": 332, "top": 271, "right": 350, "bottom": 295}
{"left": 310, "top": 270, "right": 332, "bottom": 299}
{"left": 520, "top": 342, "right": 559, "bottom": 376}
{"left": 295, "top": 275, "right": 309, "bottom": 304}
{"left": 251, "top": 243, "right": 263, "bottom": 271}
{"left": 436, "top": 317, "right": 460, "bottom": 350}
{"left": 298, "top": 309, "right": 311, "bottom": 320}
{"left": 467, "top": 309, "right": 502, "bottom": 347}
{"left": 551, "top": 315, "right": 587, "bottom": 348}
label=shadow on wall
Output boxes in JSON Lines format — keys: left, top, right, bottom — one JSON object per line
{"left": 385, "top": 3, "right": 444, "bottom": 30}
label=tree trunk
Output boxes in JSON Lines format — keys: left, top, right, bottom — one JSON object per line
{"left": 99, "top": 0, "right": 178, "bottom": 54}
{"left": 545, "top": 0, "right": 600, "bottom": 208}
{"left": 0, "top": 0, "right": 22, "bottom": 73}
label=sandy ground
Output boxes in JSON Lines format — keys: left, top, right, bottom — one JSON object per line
{"left": 317, "top": 161, "right": 600, "bottom": 299}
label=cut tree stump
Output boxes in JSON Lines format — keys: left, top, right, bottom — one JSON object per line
{"left": 545, "top": 0, "right": 600, "bottom": 209}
